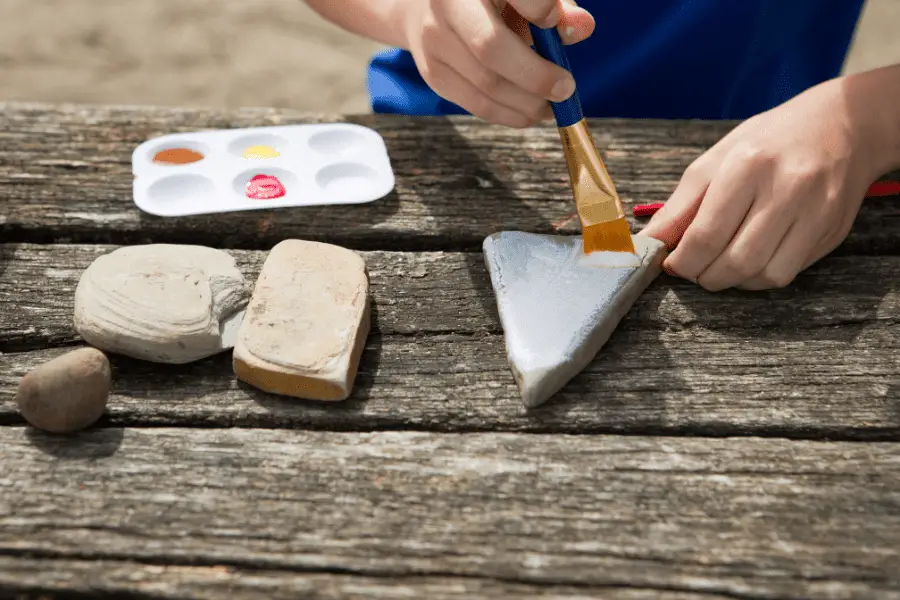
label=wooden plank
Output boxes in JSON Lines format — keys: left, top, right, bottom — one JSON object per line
{"left": 0, "top": 558, "right": 718, "bottom": 600}
{"left": 2, "top": 243, "right": 899, "bottom": 350}
{"left": 2, "top": 245, "right": 898, "bottom": 438}
{"left": 1, "top": 326, "right": 897, "bottom": 438}
{"left": 0, "top": 428, "right": 898, "bottom": 599}
{"left": 0, "top": 102, "right": 897, "bottom": 253}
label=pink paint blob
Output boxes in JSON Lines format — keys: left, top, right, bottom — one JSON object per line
{"left": 246, "top": 174, "right": 286, "bottom": 200}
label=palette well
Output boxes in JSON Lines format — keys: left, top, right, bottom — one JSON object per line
{"left": 131, "top": 123, "right": 395, "bottom": 217}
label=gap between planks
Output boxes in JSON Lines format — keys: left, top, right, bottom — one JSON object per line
{"left": 0, "top": 554, "right": 747, "bottom": 600}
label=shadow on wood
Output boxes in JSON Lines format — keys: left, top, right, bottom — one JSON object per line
{"left": 525, "top": 276, "right": 679, "bottom": 428}
{"left": 106, "top": 347, "right": 387, "bottom": 429}
{"left": 0, "top": 244, "right": 11, "bottom": 283}
{"left": 245, "top": 302, "right": 384, "bottom": 421}
{"left": 385, "top": 115, "right": 565, "bottom": 246}
{"left": 24, "top": 426, "right": 125, "bottom": 459}
{"left": 665, "top": 254, "right": 898, "bottom": 344}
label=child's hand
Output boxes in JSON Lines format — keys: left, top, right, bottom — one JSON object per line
{"left": 639, "top": 67, "right": 900, "bottom": 291}
{"left": 401, "top": 0, "right": 595, "bottom": 128}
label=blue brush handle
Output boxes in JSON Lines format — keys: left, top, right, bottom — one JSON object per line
{"left": 528, "top": 24, "right": 583, "bottom": 127}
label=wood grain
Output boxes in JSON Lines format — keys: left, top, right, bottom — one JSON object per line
{"left": 0, "top": 102, "right": 897, "bottom": 253}
{"left": 0, "top": 557, "right": 723, "bottom": 600}
{"left": 2, "top": 325, "right": 898, "bottom": 438}
{"left": 1, "top": 428, "right": 898, "bottom": 599}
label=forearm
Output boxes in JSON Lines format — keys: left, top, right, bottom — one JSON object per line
{"left": 304, "top": 0, "right": 410, "bottom": 48}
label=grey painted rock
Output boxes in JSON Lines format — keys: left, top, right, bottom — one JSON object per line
{"left": 483, "top": 231, "right": 667, "bottom": 408}
{"left": 233, "top": 239, "right": 370, "bottom": 401}
{"left": 74, "top": 244, "right": 250, "bottom": 364}
{"left": 16, "top": 347, "right": 111, "bottom": 433}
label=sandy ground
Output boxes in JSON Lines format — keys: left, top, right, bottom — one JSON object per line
{"left": 0, "top": 0, "right": 898, "bottom": 113}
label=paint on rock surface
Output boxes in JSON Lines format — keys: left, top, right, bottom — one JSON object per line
{"left": 483, "top": 231, "right": 667, "bottom": 408}
{"left": 246, "top": 174, "right": 286, "bottom": 199}
{"left": 242, "top": 145, "right": 280, "bottom": 159}
{"left": 153, "top": 148, "right": 204, "bottom": 165}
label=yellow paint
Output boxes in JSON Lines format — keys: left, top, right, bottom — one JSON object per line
{"left": 242, "top": 145, "right": 280, "bottom": 159}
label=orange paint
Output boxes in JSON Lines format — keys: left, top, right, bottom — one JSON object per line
{"left": 153, "top": 148, "right": 204, "bottom": 165}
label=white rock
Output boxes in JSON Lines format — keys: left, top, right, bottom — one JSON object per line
{"left": 483, "top": 231, "right": 667, "bottom": 408}
{"left": 74, "top": 244, "right": 250, "bottom": 364}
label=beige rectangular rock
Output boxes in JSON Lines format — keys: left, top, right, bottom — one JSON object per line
{"left": 233, "top": 240, "right": 370, "bottom": 401}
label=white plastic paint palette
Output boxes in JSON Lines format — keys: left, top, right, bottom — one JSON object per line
{"left": 131, "top": 123, "right": 395, "bottom": 217}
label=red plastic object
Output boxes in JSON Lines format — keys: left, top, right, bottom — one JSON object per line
{"left": 632, "top": 203, "right": 664, "bottom": 217}
{"left": 865, "top": 180, "right": 900, "bottom": 197}
{"left": 631, "top": 180, "right": 900, "bottom": 218}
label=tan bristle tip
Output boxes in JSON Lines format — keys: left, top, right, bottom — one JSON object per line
{"left": 582, "top": 218, "right": 636, "bottom": 254}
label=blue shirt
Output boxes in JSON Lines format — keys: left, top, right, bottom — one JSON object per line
{"left": 366, "top": 0, "right": 865, "bottom": 120}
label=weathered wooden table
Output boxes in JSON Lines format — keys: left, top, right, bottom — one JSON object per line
{"left": 0, "top": 102, "right": 898, "bottom": 599}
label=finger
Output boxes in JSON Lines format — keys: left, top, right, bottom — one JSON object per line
{"left": 799, "top": 236, "right": 835, "bottom": 272}
{"left": 503, "top": 3, "right": 594, "bottom": 45}
{"left": 662, "top": 159, "right": 757, "bottom": 281}
{"left": 452, "top": 2, "right": 576, "bottom": 102}
{"left": 736, "top": 219, "right": 818, "bottom": 290}
{"left": 702, "top": 167, "right": 824, "bottom": 291}
{"left": 696, "top": 202, "right": 795, "bottom": 292}
{"left": 638, "top": 163, "right": 711, "bottom": 250}
{"left": 423, "top": 59, "right": 534, "bottom": 128}
{"left": 440, "top": 29, "right": 550, "bottom": 123}
{"left": 501, "top": 4, "right": 531, "bottom": 39}
{"left": 558, "top": 0, "right": 595, "bottom": 44}
{"left": 802, "top": 178, "right": 870, "bottom": 271}
{"left": 504, "top": 0, "right": 561, "bottom": 27}
{"left": 796, "top": 221, "right": 849, "bottom": 273}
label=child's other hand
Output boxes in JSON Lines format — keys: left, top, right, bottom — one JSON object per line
{"left": 639, "top": 69, "right": 900, "bottom": 291}
{"left": 402, "top": 0, "right": 594, "bottom": 128}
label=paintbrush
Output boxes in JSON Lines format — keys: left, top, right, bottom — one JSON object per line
{"left": 529, "top": 24, "right": 636, "bottom": 258}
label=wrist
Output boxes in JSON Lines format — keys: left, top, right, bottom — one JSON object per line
{"left": 841, "top": 64, "right": 900, "bottom": 176}
{"left": 388, "top": 0, "right": 421, "bottom": 51}
{"left": 381, "top": 0, "right": 415, "bottom": 48}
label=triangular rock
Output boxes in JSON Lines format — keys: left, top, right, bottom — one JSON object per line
{"left": 483, "top": 232, "right": 667, "bottom": 408}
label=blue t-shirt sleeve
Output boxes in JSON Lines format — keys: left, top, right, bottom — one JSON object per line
{"left": 367, "top": 48, "right": 466, "bottom": 116}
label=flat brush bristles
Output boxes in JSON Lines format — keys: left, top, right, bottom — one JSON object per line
{"left": 581, "top": 217, "right": 634, "bottom": 255}
{"left": 558, "top": 120, "right": 636, "bottom": 256}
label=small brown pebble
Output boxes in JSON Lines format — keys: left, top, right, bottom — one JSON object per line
{"left": 16, "top": 347, "right": 111, "bottom": 433}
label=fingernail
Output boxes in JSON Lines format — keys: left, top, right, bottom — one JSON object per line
{"left": 550, "top": 76, "right": 575, "bottom": 101}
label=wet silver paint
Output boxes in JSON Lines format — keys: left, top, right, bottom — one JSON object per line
{"left": 483, "top": 231, "right": 667, "bottom": 408}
